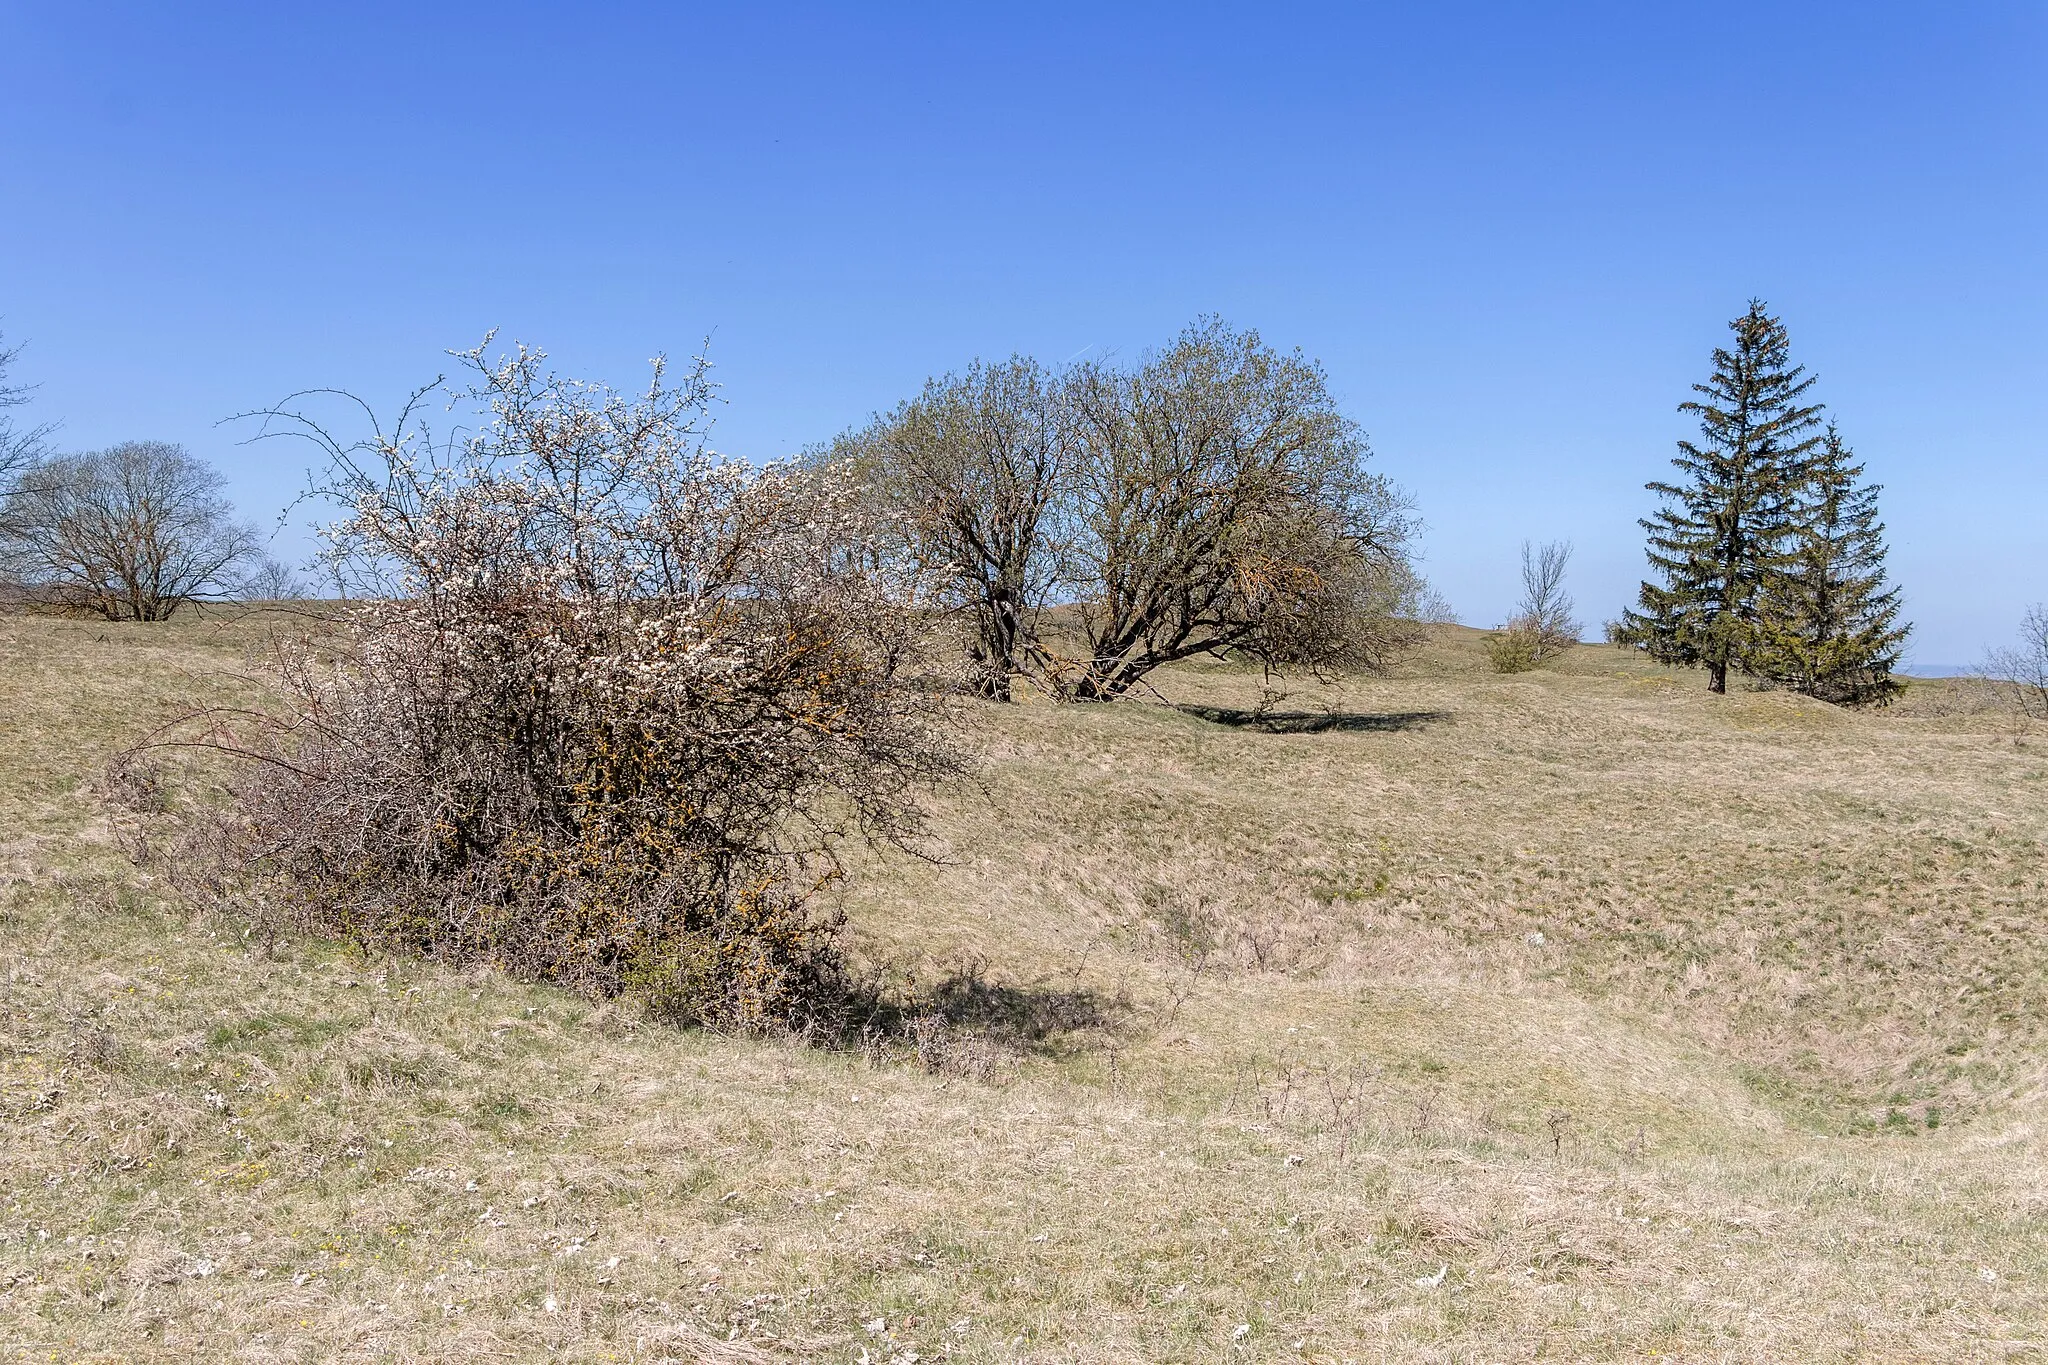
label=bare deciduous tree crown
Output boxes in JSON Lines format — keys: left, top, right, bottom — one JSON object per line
{"left": 0, "top": 330, "right": 59, "bottom": 590}
{"left": 0, "top": 328, "right": 56, "bottom": 489}
{"left": 1516, "top": 540, "right": 1580, "bottom": 652}
{"left": 2, "top": 440, "right": 261, "bottom": 620}
{"left": 1982, "top": 605, "right": 2048, "bottom": 722}
{"left": 831, "top": 357, "right": 1071, "bottom": 701}
{"left": 1057, "top": 318, "right": 1421, "bottom": 699}
{"left": 834, "top": 317, "right": 1427, "bottom": 702}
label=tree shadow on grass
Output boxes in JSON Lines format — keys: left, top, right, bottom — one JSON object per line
{"left": 1172, "top": 704, "right": 1450, "bottom": 734}
{"left": 849, "top": 955, "right": 1125, "bottom": 1056}
{"left": 918, "top": 969, "right": 1120, "bottom": 1049}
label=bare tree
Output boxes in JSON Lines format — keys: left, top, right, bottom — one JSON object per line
{"left": 1486, "top": 540, "right": 1579, "bottom": 672}
{"left": 0, "top": 330, "right": 57, "bottom": 598}
{"left": 1982, "top": 605, "right": 2048, "bottom": 722}
{"left": 235, "top": 556, "right": 309, "bottom": 602}
{"left": 1405, "top": 578, "right": 1461, "bottom": 627}
{"left": 3, "top": 441, "right": 261, "bottom": 620}
{"left": 1517, "top": 539, "right": 1580, "bottom": 658}
{"left": 146, "top": 340, "right": 966, "bottom": 1034}
{"left": 0, "top": 328, "right": 56, "bottom": 490}
{"left": 833, "top": 357, "right": 1070, "bottom": 700}
{"left": 1053, "top": 318, "right": 1418, "bottom": 700}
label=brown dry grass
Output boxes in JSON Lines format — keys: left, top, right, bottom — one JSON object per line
{"left": 3, "top": 613, "right": 2046, "bottom": 1361}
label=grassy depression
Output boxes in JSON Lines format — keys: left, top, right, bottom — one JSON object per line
{"left": 2, "top": 613, "right": 2044, "bottom": 1361}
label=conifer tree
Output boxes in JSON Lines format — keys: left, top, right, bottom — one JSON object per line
{"left": 1752, "top": 423, "right": 1909, "bottom": 705}
{"left": 1621, "top": 300, "right": 1824, "bottom": 692}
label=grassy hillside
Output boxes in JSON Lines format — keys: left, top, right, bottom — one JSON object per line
{"left": 3, "top": 613, "right": 2044, "bottom": 1361}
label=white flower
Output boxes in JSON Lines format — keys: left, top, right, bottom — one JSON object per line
{"left": 543, "top": 1294, "right": 559, "bottom": 1313}
{"left": 1414, "top": 1263, "right": 1448, "bottom": 1288}
{"left": 1233, "top": 1322, "right": 1251, "bottom": 1342}
{"left": 865, "top": 1316, "right": 887, "bottom": 1334}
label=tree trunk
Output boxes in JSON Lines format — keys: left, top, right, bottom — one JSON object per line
{"left": 1708, "top": 660, "right": 1728, "bottom": 694}
{"left": 973, "top": 590, "right": 1021, "bottom": 701}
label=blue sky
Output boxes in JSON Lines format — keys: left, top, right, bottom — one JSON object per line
{"left": 2, "top": 2, "right": 2042, "bottom": 663}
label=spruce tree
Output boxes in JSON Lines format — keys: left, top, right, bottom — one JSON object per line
{"left": 1621, "top": 300, "right": 1824, "bottom": 692}
{"left": 1752, "top": 423, "right": 1910, "bottom": 705}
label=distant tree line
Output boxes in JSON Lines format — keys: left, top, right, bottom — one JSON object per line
{"left": 828, "top": 317, "right": 1432, "bottom": 702}
{"left": 1617, "top": 301, "right": 1909, "bottom": 705}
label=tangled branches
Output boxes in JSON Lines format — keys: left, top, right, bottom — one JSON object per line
{"left": 152, "top": 340, "right": 965, "bottom": 1033}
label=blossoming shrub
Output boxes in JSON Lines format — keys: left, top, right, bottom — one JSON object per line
{"left": 183, "top": 342, "right": 963, "bottom": 1033}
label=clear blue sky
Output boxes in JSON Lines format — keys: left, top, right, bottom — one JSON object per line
{"left": 3, "top": 2, "right": 2042, "bottom": 663}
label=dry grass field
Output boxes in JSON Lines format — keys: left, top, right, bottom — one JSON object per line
{"left": 4, "top": 611, "right": 2046, "bottom": 1362}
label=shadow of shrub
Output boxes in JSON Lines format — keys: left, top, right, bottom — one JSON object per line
{"left": 917, "top": 969, "right": 1120, "bottom": 1047}
{"left": 837, "top": 954, "right": 1127, "bottom": 1079}
{"left": 1173, "top": 704, "right": 1448, "bottom": 734}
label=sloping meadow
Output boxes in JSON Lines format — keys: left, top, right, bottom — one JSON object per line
{"left": 4, "top": 613, "right": 2045, "bottom": 1360}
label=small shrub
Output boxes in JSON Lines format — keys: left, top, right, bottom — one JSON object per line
{"left": 1485, "top": 625, "right": 1541, "bottom": 673}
